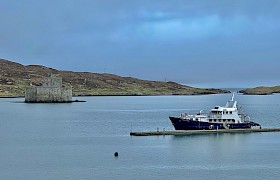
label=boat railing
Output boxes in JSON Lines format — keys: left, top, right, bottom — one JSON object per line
{"left": 239, "top": 114, "right": 251, "bottom": 122}
{"left": 209, "top": 115, "right": 222, "bottom": 119}
{"left": 180, "top": 113, "right": 189, "bottom": 118}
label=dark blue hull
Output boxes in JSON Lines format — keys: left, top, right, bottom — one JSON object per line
{"left": 169, "top": 117, "right": 260, "bottom": 130}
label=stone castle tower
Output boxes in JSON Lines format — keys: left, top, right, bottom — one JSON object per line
{"left": 25, "top": 74, "right": 72, "bottom": 103}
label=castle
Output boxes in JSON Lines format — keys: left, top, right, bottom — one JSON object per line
{"left": 25, "top": 74, "right": 72, "bottom": 103}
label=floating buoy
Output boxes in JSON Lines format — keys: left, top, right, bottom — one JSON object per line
{"left": 114, "top": 152, "right": 119, "bottom": 157}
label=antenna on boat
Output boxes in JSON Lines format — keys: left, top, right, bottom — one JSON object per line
{"left": 231, "top": 93, "right": 235, "bottom": 101}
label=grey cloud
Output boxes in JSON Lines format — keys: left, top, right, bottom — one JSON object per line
{"left": 0, "top": 0, "right": 279, "bottom": 87}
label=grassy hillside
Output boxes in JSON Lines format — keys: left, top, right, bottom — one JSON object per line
{"left": 239, "top": 86, "right": 280, "bottom": 95}
{"left": 0, "top": 58, "right": 230, "bottom": 97}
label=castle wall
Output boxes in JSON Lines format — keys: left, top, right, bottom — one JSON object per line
{"left": 61, "top": 87, "right": 72, "bottom": 101}
{"left": 25, "top": 86, "right": 37, "bottom": 102}
{"left": 25, "top": 87, "right": 72, "bottom": 103}
{"left": 43, "top": 74, "right": 62, "bottom": 87}
{"left": 25, "top": 75, "right": 72, "bottom": 103}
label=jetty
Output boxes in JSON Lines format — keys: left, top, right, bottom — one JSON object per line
{"left": 130, "top": 128, "right": 280, "bottom": 136}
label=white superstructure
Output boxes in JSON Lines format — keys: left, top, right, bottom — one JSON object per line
{"left": 180, "top": 93, "right": 250, "bottom": 124}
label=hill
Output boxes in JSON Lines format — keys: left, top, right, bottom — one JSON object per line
{"left": 0, "top": 58, "right": 230, "bottom": 97}
{"left": 239, "top": 86, "right": 280, "bottom": 95}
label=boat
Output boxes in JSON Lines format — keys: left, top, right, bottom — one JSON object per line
{"left": 169, "top": 94, "right": 261, "bottom": 130}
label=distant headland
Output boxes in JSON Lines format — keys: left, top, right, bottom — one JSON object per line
{"left": 0, "top": 58, "right": 231, "bottom": 97}
{"left": 239, "top": 86, "right": 280, "bottom": 95}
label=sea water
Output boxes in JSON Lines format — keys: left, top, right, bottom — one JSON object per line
{"left": 0, "top": 94, "right": 280, "bottom": 180}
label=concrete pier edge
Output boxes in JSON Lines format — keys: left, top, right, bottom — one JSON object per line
{"left": 130, "top": 128, "right": 280, "bottom": 136}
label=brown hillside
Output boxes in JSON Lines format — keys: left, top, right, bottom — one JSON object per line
{"left": 239, "top": 86, "right": 280, "bottom": 95}
{"left": 0, "top": 58, "right": 230, "bottom": 97}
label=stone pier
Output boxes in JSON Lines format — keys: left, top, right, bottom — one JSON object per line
{"left": 130, "top": 128, "right": 280, "bottom": 136}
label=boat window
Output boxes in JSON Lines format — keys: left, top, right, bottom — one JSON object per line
{"left": 214, "top": 119, "right": 216, "bottom": 122}
{"left": 223, "top": 119, "right": 226, "bottom": 122}
{"left": 209, "top": 119, "right": 212, "bottom": 122}
{"left": 230, "top": 111, "right": 232, "bottom": 114}
{"left": 196, "top": 118, "right": 199, "bottom": 121}
{"left": 219, "top": 119, "right": 222, "bottom": 122}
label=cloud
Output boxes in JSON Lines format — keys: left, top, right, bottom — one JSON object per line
{"left": 114, "top": 14, "right": 252, "bottom": 41}
{"left": 0, "top": 0, "right": 280, "bottom": 87}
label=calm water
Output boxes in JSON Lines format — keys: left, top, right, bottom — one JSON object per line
{"left": 1, "top": 94, "right": 280, "bottom": 180}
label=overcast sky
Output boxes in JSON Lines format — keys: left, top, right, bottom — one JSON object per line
{"left": 0, "top": 0, "right": 279, "bottom": 88}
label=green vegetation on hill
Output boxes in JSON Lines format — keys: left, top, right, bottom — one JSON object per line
{"left": 239, "top": 86, "right": 280, "bottom": 95}
{"left": 0, "top": 58, "right": 230, "bottom": 97}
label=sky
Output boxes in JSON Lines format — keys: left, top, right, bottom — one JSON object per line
{"left": 0, "top": 0, "right": 279, "bottom": 88}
